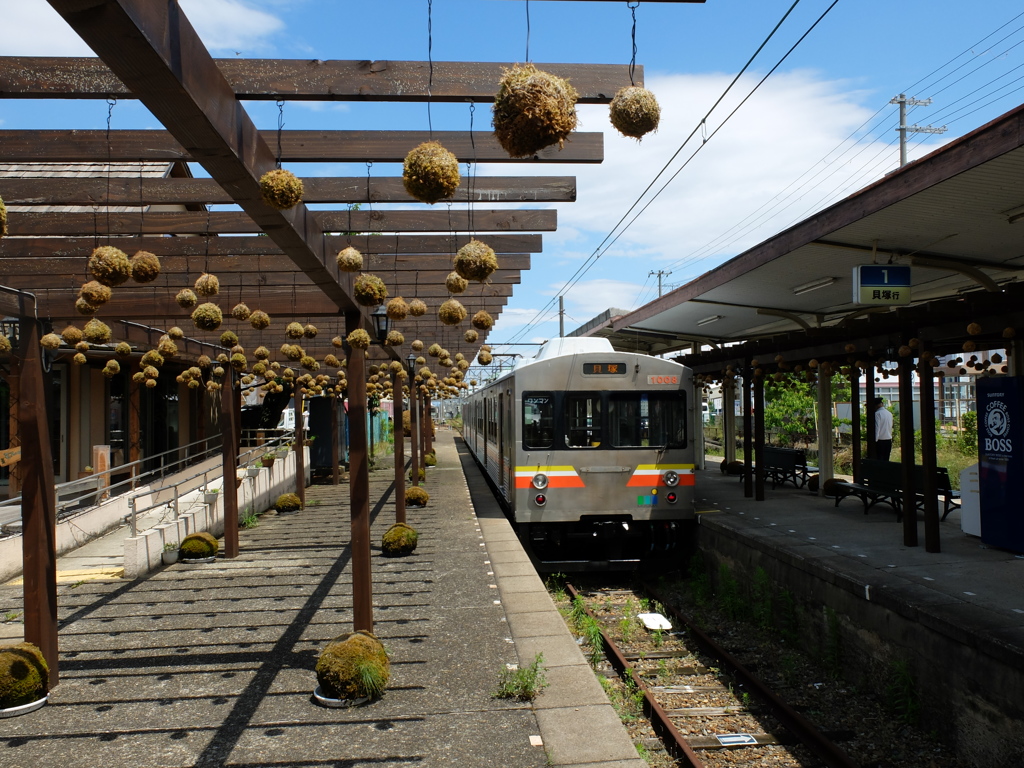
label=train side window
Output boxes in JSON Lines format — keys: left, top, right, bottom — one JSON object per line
{"left": 564, "top": 393, "right": 602, "bottom": 448}
{"left": 609, "top": 391, "right": 687, "bottom": 448}
{"left": 522, "top": 392, "right": 554, "bottom": 449}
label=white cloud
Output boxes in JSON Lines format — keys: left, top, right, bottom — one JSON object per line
{"left": 179, "top": 0, "right": 285, "bottom": 53}
{"left": 0, "top": 3, "right": 95, "bottom": 55}
{"left": 562, "top": 278, "right": 648, "bottom": 318}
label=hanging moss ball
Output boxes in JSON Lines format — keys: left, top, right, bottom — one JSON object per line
{"left": 259, "top": 168, "right": 304, "bottom": 210}
{"left": 478, "top": 351, "right": 493, "bottom": 365}
{"left": 316, "top": 631, "right": 390, "bottom": 701}
{"left": 967, "top": 322, "right": 982, "bottom": 336}
{"left": 406, "top": 486, "right": 429, "bottom": 506}
{"left": 481, "top": 344, "right": 492, "bottom": 353}
{"left": 303, "top": 323, "right": 319, "bottom": 339}
{"left": 158, "top": 338, "right": 178, "bottom": 358}
{"left": 0, "top": 195, "right": 7, "bottom": 240}
{"left": 72, "top": 352, "right": 87, "bottom": 365}
{"left": 231, "top": 353, "right": 248, "bottom": 371}
{"left": 336, "top": 246, "right": 364, "bottom": 273}
{"left": 1003, "top": 327, "right": 1017, "bottom": 339}
{"left": 425, "top": 343, "right": 440, "bottom": 358}
{"left": 323, "top": 353, "right": 340, "bottom": 368}
{"left": 75, "top": 297, "right": 99, "bottom": 316}
{"left": 83, "top": 319, "right": 112, "bottom": 345}
{"left": 284, "top": 344, "right": 304, "bottom": 361}
{"left": 445, "top": 271, "right": 468, "bottom": 294}
{"left": 102, "top": 360, "right": 120, "bottom": 378}
{"left": 60, "top": 325, "right": 83, "bottom": 345}
{"left": 471, "top": 310, "right": 494, "bottom": 330}
{"left": 129, "top": 250, "right": 161, "bottom": 283}
{"left": 191, "top": 302, "right": 223, "bottom": 331}
{"left": 176, "top": 289, "right": 198, "bottom": 309}
{"left": 219, "top": 330, "right": 238, "bottom": 348}
{"left": 89, "top": 245, "right": 132, "bottom": 287}
{"left": 194, "top": 273, "right": 219, "bottom": 298}
{"left": 165, "top": 326, "right": 184, "bottom": 341}
{"left": 382, "top": 522, "right": 419, "bottom": 557}
{"left": 329, "top": 336, "right": 343, "bottom": 349}
{"left": 963, "top": 340, "right": 977, "bottom": 353}
{"left": 300, "top": 355, "right": 319, "bottom": 371}
{"left": 180, "top": 531, "right": 219, "bottom": 558}
{"left": 254, "top": 345, "right": 270, "bottom": 360}
{"left": 385, "top": 330, "right": 405, "bottom": 347}
{"left": 493, "top": 63, "right": 579, "bottom": 158}
{"left": 40, "top": 333, "right": 61, "bottom": 351}
{"left": 609, "top": 85, "right": 662, "bottom": 140}
{"left": 347, "top": 329, "right": 371, "bottom": 350}
{"left": 386, "top": 297, "right": 409, "bottom": 321}
{"left": 464, "top": 329, "right": 479, "bottom": 344}
{"left": 79, "top": 281, "right": 112, "bottom": 307}
{"left": 439, "top": 299, "right": 467, "bottom": 326}
{"left": 73, "top": 341, "right": 89, "bottom": 354}
{"left": 0, "top": 335, "right": 11, "bottom": 354}
{"left": 454, "top": 239, "right": 498, "bottom": 282}
{"left": 249, "top": 310, "right": 271, "bottom": 330}
{"left": 408, "top": 299, "right": 428, "bottom": 317}
{"left": 0, "top": 641, "right": 49, "bottom": 709}
{"left": 353, "top": 274, "right": 388, "bottom": 307}
{"left": 402, "top": 141, "right": 461, "bottom": 204}
{"left": 231, "top": 303, "right": 251, "bottom": 321}
{"left": 141, "top": 350, "right": 164, "bottom": 368}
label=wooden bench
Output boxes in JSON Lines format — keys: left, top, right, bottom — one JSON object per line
{"left": 740, "top": 446, "right": 818, "bottom": 489}
{"left": 833, "top": 459, "right": 961, "bottom": 521}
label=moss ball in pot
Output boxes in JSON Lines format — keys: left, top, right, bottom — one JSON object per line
{"left": 381, "top": 522, "right": 419, "bottom": 557}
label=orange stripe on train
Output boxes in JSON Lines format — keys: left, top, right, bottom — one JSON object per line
{"left": 515, "top": 475, "right": 586, "bottom": 489}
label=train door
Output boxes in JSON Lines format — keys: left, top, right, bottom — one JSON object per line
{"left": 502, "top": 388, "right": 513, "bottom": 497}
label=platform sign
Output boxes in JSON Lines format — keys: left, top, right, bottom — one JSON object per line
{"left": 852, "top": 265, "right": 911, "bottom": 305}
{"left": 978, "top": 377, "right": 1024, "bottom": 553}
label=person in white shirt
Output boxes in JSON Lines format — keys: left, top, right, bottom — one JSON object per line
{"left": 873, "top": 398, "right": 893, "bottom": 461}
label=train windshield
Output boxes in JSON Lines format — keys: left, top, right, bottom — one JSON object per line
{"left": 522, "top": 392, "right": 555, "bottom": 449}
{"left": 565, "top": 393, "right": 603, "bottom": 448}
{"left": 608, "top": 391, "right": 687, "bottom": 448}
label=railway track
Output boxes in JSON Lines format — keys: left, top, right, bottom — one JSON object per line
{"left": 564, "top": 583, "right": 861, "bottom": 768}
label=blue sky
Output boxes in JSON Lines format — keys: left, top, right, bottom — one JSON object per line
{"left": 5, "top": 0, "right": 1024, "bottom": 360}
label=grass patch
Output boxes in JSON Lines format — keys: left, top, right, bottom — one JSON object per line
{"left": 493, "top": 653, "right": 547, "bottom": 701}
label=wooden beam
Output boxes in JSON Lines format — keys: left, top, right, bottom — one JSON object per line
{"left": 0, "top": 129, "right": 604, "bottom": 164}
{"left": 0, "top": 271, "right": 523, "bottom": 289}
{"left": 0, "top": 175, "right": 577, "bottom": 205}
{"left": 1, "top": 58, "right": 641, "bottom": 103}
{"left": 0, "top": 233, "right": 542, "bottom": 257}
{"left": 43, "top": 0, "right": 360, "bottom": 315}
{"left": 7, "top": 209, "right": 557, "bottom": 235}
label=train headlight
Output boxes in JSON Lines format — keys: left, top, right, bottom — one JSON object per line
{"left": 532, "top": 473, "right": 549, "bottom": 490}
{"left": 534, "top": 494, "right": 547, "bottom": 506}
{"left": 663, "top": 470, "right": 680, "bottom": 487}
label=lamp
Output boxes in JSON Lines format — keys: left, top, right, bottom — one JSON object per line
{"left": 792, "top": 277, "right": 836, "bottom": 295}
{"left": 406, "top": 352, "right": 417, "bottom": 375}
{"left": 370, "top": 305, "right": 390, "bottom": 343}
{"left": 696, "top": 315, "right": 723, "bottom": 327}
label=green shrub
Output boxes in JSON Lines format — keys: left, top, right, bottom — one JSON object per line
{"left": 409, "top": 467, "right": 426, "bottom": 482}
{"left": 316, "top": 631, "right": 390, "bottom": 700}
{"left": 493, "top": 653, "right": 546, "bottom": 701}
{"left": 275, "top": 493, "right": 302, "bottom": 513}
{"left": 180, "top": 531, "right": 219, "bottom": 558}
{"left": 382, "top": 522, "right": 419, "bottom": 556}
{"left": 423, "top": 452, "right": 437, "bottom": 467}
{"left": 0, "top": 642, "right": 49, "bottom": 708}
{"left": 406, "top": 486, "right": 429, "bottom": 507}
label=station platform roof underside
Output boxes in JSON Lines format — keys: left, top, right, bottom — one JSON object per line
{"left": 573, "top": 101, "right": 1024, "bottom": 375}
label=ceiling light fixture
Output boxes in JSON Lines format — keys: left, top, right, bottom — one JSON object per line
{"left": 696, "top": 315, "right": 723, "bottom": 327}
{"left": 792, "top": 277, "right": 837, "bottom": 296}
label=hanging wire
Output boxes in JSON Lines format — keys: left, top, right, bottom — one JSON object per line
{"left": 138, "top": 159, "right": 146, "bottom": 237}
{"left": 426, "top": 0, "right": 434, "bottom": 139}
{"left": 628, "top": 1, "right": 640, "bottom": 86}
{"left": 365, "top": 161, "right": 374, "bottom": 215}
{"left": 275, "top": 99, "right": 285, "bottom": 169}
{"left": 104, "top": 97, "right": 117, "bottom": 243}
{"left": 467, "top": 101, "right": 477, "bottom": 236}
{"left": 525, "top": 0, "right": 531, "bottom": 63}
{"left": 204, "top": 209, "right": 212, "bottom": 275}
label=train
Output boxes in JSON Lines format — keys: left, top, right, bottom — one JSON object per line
{"left": 462, "top": 337, "right": 697, "bottom": 571}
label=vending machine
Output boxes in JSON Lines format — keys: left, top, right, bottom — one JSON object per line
{"left": 977, "top": 377, "right": 1024, "bottom": 552}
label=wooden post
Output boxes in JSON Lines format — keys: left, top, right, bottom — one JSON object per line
{"left": 7, "top": 364, "right": 21, "bottom": 497}
{"left": 409, "top": 382, "right": 420, "bottom": 488}
{"left": 899, "top": 350, "right": 918, "bottom": 547}
{"left": 424, "top": 392, "right": 433, "bottom": 456}
{"left": 919, "top": 347, "right": 940, "bottom": 553}
{"left": 742, "top": 362, "right": 753, "bottom": 498}
{"left": 330, "top": 395, "right": 340, "bottom": 485}
{"left": 851, "top": 363, "right": 862, "bottom": 483}
{"left": 865, "top": 364, "right": 877, "bottom": 461}
{"left": 18, "top": 316, "right": 59, "bottom": 683}
{"left": 723, "top": 375, "right": 737, "bottom": 465}
{"left": 128, "top": 372, "right": 141, "bottom": 482}
{"left": 393, "top": 374, "right": 406, "bottom": 524}
{"left": 816, "top": 364, "right": 835, "bottom": 493}
{"left": 753, "top": 372, "right": 765, "bottom": 502}
{"left": 345, "top": 317, "right": 373, "bottom": 633}
{"left": 293, "top": 383, "right": 306, "bottom": 507}
{"left": 221, "top": 369, "right": 239, "bottom": 559}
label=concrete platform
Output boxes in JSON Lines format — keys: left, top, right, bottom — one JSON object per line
{"left": 0, "top": 431, "right": 644, "bottom": 768}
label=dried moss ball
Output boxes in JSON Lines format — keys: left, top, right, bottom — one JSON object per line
{"left": 316, "top": 631, "right": 390, "bottom": 701}
{"left": 158, "top": 338, "right": 178, "bottom": 358}
{"left": 609, "top": 86, "right": 661, "bottom": 140}
{"left": 129, "top": 250, "right": 161, "bottom": 283}
{"left": 73, "top": 352, "right": 87, "bottom": 365}
{"left": 439, "top": 300, "right": 467, "bottom": 326}
{"left": 231, "top": 303, "right": 251, "bottom": 321}
{"left": 963, "top": 340, "right": 977, "bottom": 353}
{"left": 336, "top": 246, "right": 363, "bottom": 273}
{"left": 454, "top": 239, "right": 498, "bottom": 282}
{"left": 0, "top": 335, "right": 11, "bottom": 354}
{"left": 102, "top": 360, "right": 120, "bottom": 378}
{"left": 219, "top": 330, "right": 238, "bottom": 348}
{"left": 382, "top": 522, "right": 419, "bottom": 556}
{"left": 0, "top": 195, "right": 7, "bottom": 240}
{"left": 303, "top": 323, "right": 319, "bottom": 339}
{"left": 259, "top": 168, "right": 304, "bottom": 210}
{"left": 191, "top": 302, "right": 223, "bottom": 331}
{"left": 249, "top": 310, "right": 271, "bottom": 330}
{"left": 1004, "top": 327, "right": 1017, "bottom": 339}
{"left": 464, "top": 329, "right": 479, "bottom": 344}
{"left": 323, "top": 354, "right": 340, "bottom": 368}
{"left": 385, "top": 330, "right": 405, "bottom": 347}
{"left": 445, "top": 271, "right": 468, "bottom": 294}
{"left": 406, "top": 486, "right": 430, "bottom": 507}
{"left": 83, "top": 318, "right": 112, "bottom": 344}
{"left": 79, "top": 281, "right": 112, "bottom": 307}
{"left": 75, "top": 297, "right": 98, "bottom": 316}
{"left": 194, "top": 273, "right": 219, "bottom": 298}
{"left": 275, "top": 493, "right": 302, "bottom": 514}
{"left": 386, "top": 297, "right": 409, "bottom": 321}
{"left": 347, "top": 329, "right": 371, "bottom": 350}
{"left": 176, "top": 288, "right": 198, "bottom": 309}
{"left": 180, "top": 531, "right": 219, "bottom": 558}
{"left": 300, "top": 355, "right": 319, "bottom": 371}
{"left": 478, "top": 351, "right": 493, "bottom": 365}
{"left": 61, "top": 325, "right": 84, "bottom": 345}
{"left": 167, "top": 326, "right": 185, "bottom": 341}
{"left": 284, "top": 344, "right": 304, "bottom": 361}
{"left": 426, "top": 343, "right": 442, "bottom": 358}
{"left": 89, "top": 245, "right": 132, "bottom": 287}
{"left": 254, "top": 345, "right": 270, "bottom": 360}
{"left": 141, "top": 349, "right": 164, "bottom": 368}
{"left": 353, "top": 274, "right": 388, "bottom": 307}
{"left": 493, "top": 63, "right": 579, "bottom": 158}
{"left": 231, "top": 353, "right": 248, "bottom": 371}
{"left": 471, "top": 310, "right": 494, "bottom": 330}
{"left": 402, "top": 141, "right": 461, "bottom": 204}
{"left": 408, "top": 299, "right": 428, "bottom": 317}
{"left": 198, "top": 354, "right": 212, "bottom": 368}
{"left": 967, "top": 322, "right": 982, "bottom": 336}
{"left": 0, "top": 642, "right": 49, "bottom": 708}
{"left": 40, "top": 333, "right": 61, "bottom": 351}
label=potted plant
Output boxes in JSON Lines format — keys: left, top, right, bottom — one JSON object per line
{"left": 261, "top": 453, "right": 276, "bottom": 469}
{"left": 382, "top": 523, "right": 419, "bottom": 557}
{"left": 162, "top": 542, "right": 179, "bottom": 565}
{"left": 313, "top": 631, "right": 389, "bottom": 708}
{"left": 274, "top": 493, "right": 302, "bottom": 516}
{"left": 179, "top": 532, "right": 219, "bottom": 563}
{"left": 246, "top": 464, "right": 261, "bottom": 477}
{"left": 0, "top": 642, "right": 49, "bottom": 718}
{"left": 77, "top": 465, "right": 93, "bottom": 480}
{"left": 203, "top": 488, "right": 220, "bottom": 505}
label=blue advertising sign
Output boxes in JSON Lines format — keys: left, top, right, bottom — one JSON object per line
{"left": 978, "top": 377, "right": 1024, "bottom": 553}
{"left": 852, "top": 265, "right": 912, "bottom": 305}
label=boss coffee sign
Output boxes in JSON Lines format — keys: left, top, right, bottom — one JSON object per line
{"left": 977, "top": 377, "right": 1024, "bottom": 552}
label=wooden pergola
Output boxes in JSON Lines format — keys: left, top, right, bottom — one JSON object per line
{"left": 0, "top": 0, "right": 684, "bottom": 683}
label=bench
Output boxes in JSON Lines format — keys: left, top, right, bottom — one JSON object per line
{"left": 739, "top": 446, "right": 818, "bottom": 489}
{"left": 833, "top": 459, "right": 961, "bottom": 521}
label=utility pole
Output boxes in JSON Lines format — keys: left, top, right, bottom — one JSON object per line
{"left": 649, "top": 270, "right": 672, "bottom": 297}
{"left": 558, "top": 295, "right": 564, "bottom": 338}
{"left": 890, "top": 94, "right": 947, "bottom": 167}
